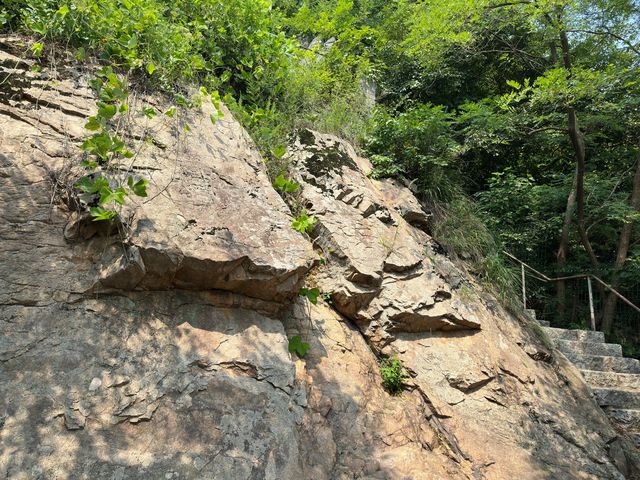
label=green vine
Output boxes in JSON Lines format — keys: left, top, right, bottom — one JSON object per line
{"left": 272, "top": 175, "right": 318, "bottom": 235}
{"left": 74, "top": 67, "right": 148, "bottom": 221}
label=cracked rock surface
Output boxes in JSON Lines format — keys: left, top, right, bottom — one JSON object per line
{"left": 288, "top": 129, "right": 640, "bottom": 479}
{"left": 1, "top": 37, "right": 639, "bottom": 479}
{"left": 0, "top": 41, "right": 315, "bottom": 307}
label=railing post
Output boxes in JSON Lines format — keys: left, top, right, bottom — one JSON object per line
{"left": 587, "top": 276, "right": 596, "bottom": 331}
{"left": 521, "top": 263, "right": 526, "bottom": 310}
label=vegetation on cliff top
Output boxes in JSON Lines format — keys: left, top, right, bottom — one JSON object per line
{"left": 2, "top": 0, "right": 639, "bottom": 350}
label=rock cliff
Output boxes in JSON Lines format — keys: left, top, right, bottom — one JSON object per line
{"left": 1, "top": 36, "right": 638, "bottom": 479}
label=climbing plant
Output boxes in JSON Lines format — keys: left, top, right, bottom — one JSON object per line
{"left": 74, "top": 67, "right": 147, "bottom": 221}
{"left": 288, "top": 335, "right": 310, "bottom": 358}
{"left": 272, "top": 175, "right": 318, "bottom": 236}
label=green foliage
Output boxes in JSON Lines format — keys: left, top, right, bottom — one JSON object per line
{"left": 6, "top": 0, "right": 639, "bottom": 347}
{"left": 529, "top": 322, "right": 554, "bottom": 351}
{"left": 299, "top": 287, "right": 320, "bottom": 304}
{"left": 288, "top": 335, "right": 310, "bottom": 358}
{"left": 478, "top": 253, "right": 521, "bottom": 311}
{"left": 142, "top": 106, "right": 157, "bottom": 119}
{"left": 74, "top": 69, "right": 148, "bottom": 221}
{"left": 432, "top": 197, "right": 495, "bottom": 262}
{"left": 291, "top": 211, "right": 317, "bottom": 235}
{"left": 366, "top": 104, "right": 459, "bottom": 203}
{"left": 6, "top": 0, "right": 295, "bottom": 94}
{"left": 273, "top": 175, "right": 299, "bottom": 193}
{"left": 379, "top": 355, "right": 408, "bottom": 395}
{"left": 127, "top": 176, "right": 149, "bottom": 197}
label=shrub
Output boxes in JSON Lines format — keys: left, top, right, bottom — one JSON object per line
{"left": 379, "top": 356, "right": 408, "bottom": 395}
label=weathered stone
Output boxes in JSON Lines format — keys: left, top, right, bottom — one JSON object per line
{"left": 1, "top": 43, "right": 315, "bottom": 308}
{"left": 0, "top": 36, "right": 637, "bottom": 480}
{"left": 288, "top": 130, "right": 482, "bottom": 341}
{"left": 288, "top": 129, "right": 635, "bottom": 479}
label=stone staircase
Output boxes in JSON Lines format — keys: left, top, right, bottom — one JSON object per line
{"left": 531, "top": 311, "right": 640, "bottom": 447}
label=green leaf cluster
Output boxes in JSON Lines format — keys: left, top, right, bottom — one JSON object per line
{"left": 273, "top": 175, "right": 299, "bottom": 193}
{"left": 379, "top": 356, "right": 408, "bottom": 395}
{"left": 288, "top": 335, "right": 310, "bottom": 358}
{"left": 291, "top": 211, "right": 317, "bottom": 235}
{"left": 74, "top": 69, "right": 149, "bottom": 221}
{"left": 299, "top": 287, "right": 320, "bottom": 304}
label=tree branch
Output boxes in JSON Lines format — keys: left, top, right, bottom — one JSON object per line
{"left": 566, "top": 29, "right": 640, "bottom": 56}
{"left": 485, "top": 1, "right": 531, "bottom": 10}
{"left": 528, "top": 126, "right": 568, "bottom": 135}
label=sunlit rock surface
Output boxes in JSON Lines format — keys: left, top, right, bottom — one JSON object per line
{"left": 1, "top": 37, "right": 638, "bottom": 479}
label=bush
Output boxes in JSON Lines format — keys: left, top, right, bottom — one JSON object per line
{"left": 3, "top": 0, "right": 374, "bottom": 177}
{"left": 379, "top": 356, "right": 408, "bottom": 395}
{"left": 366, "top": 103, "right": 460, "bottom": 204}
{"left": 4, "top": 0, "right": 295, "bottom": 96}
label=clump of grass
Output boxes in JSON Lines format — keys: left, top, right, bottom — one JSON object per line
{"left": 430, "top": 196, "right": 522, "bottom": 312}
{"left": 477, "top": 252, "right": 521, "bottom": 312}
{"left": 432, "top": 196, "right": 495, "bottom": 262}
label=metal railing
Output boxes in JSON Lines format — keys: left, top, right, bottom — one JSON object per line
{"left": 504, "top": 251, "right": 640, "bottom": 331}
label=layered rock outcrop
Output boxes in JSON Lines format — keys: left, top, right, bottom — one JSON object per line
{"left": 1, "top": 36, "right": 638, "bottom": 479}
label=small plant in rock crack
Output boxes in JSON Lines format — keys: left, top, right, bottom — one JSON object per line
{"left": 292, "top": 210, "right": 317, "bottom": 234}
{"left": 273, "top": 174, "right": 300, "bottom": 194}
{"left": 288, "top": 335, "right": 310, "bottom": 358}
{"left": 321, "top": 291, "right": 333, "bottom": 305}
{"left": 271, "top": 175, "right": 317, "bottom": 235}
{"left": 74, "top": 67, "right": 148, "bottom": 221}
{"left": 380, "top": 356, "right": 409, "bottom": 395}
{"left": 299, "top": 287, "right": 320, "bottom": 304}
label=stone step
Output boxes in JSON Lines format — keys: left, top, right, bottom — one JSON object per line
{"left": 562, "top": 352, "right": 640, "bottom": 374}
{"left": 543, "top": 327, "right": 605, "bottom": 343}
{"left": 593, "top": 388, "right": 640, "bottom": 409}
{"left": 556, "top": 339, "right": 622, "bottom": 357}
{"left": 605, "top": 408, "right": 640, "bottom": 431}
{"left": 537, "top": 320, "right": 550, "bottom": 327}
{"left": 581, "top": 370, "right": 640, "bottom": 390}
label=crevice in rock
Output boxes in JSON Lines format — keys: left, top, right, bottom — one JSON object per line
{"left": 20, "top": 91, "right": 91, "bottom": 119}
{"left": 414, "top": 386, "right": 472, "bottom": 464}
{"left": 447, "top": 376, "right": 495, "bottom": 394}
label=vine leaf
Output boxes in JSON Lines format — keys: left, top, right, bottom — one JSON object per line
{"left": 288, "top": 335, "right": 310, "bottom": 358}
{"left": 299, "top": 287, "right": 320, "bottom": 304}
{"left": 89, "top": 206, "right": 118, "bottom": 221}
{"left": 84, "top": 116, "right": 102, "bottom": 131}
{"left": 143, "top": 106, "right": 157, "bottom": 119}
{"left": 99, "top": 186, "right": 126, "bottom": 206}
{"left": 97, "top": 102, "right": 117, "bottom": 120}
{"left": 127, "top": 176, "right": 148, "bottom": 197}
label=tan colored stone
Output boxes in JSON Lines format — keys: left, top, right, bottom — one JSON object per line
{"left": 0, "top": 36, "right": 637, "bottom": 480}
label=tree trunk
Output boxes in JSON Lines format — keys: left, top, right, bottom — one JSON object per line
{"left": 601, "top": 155, "right": 640, "bottom": 334}
{"left": 558, "top": 28, "right": 601, "bottom": 275}
{"left": 556, "top": 167, "right": 577, "bottom": 321}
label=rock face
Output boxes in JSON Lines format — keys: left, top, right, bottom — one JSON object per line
{"left": 288, "top": 130, "right": 481, "bottom": 351}
{"left": 287, "top": 130, "right": 640, "bottom": 479}
{"left": 0, "top": 36, "right": 638, "bottom": 479}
